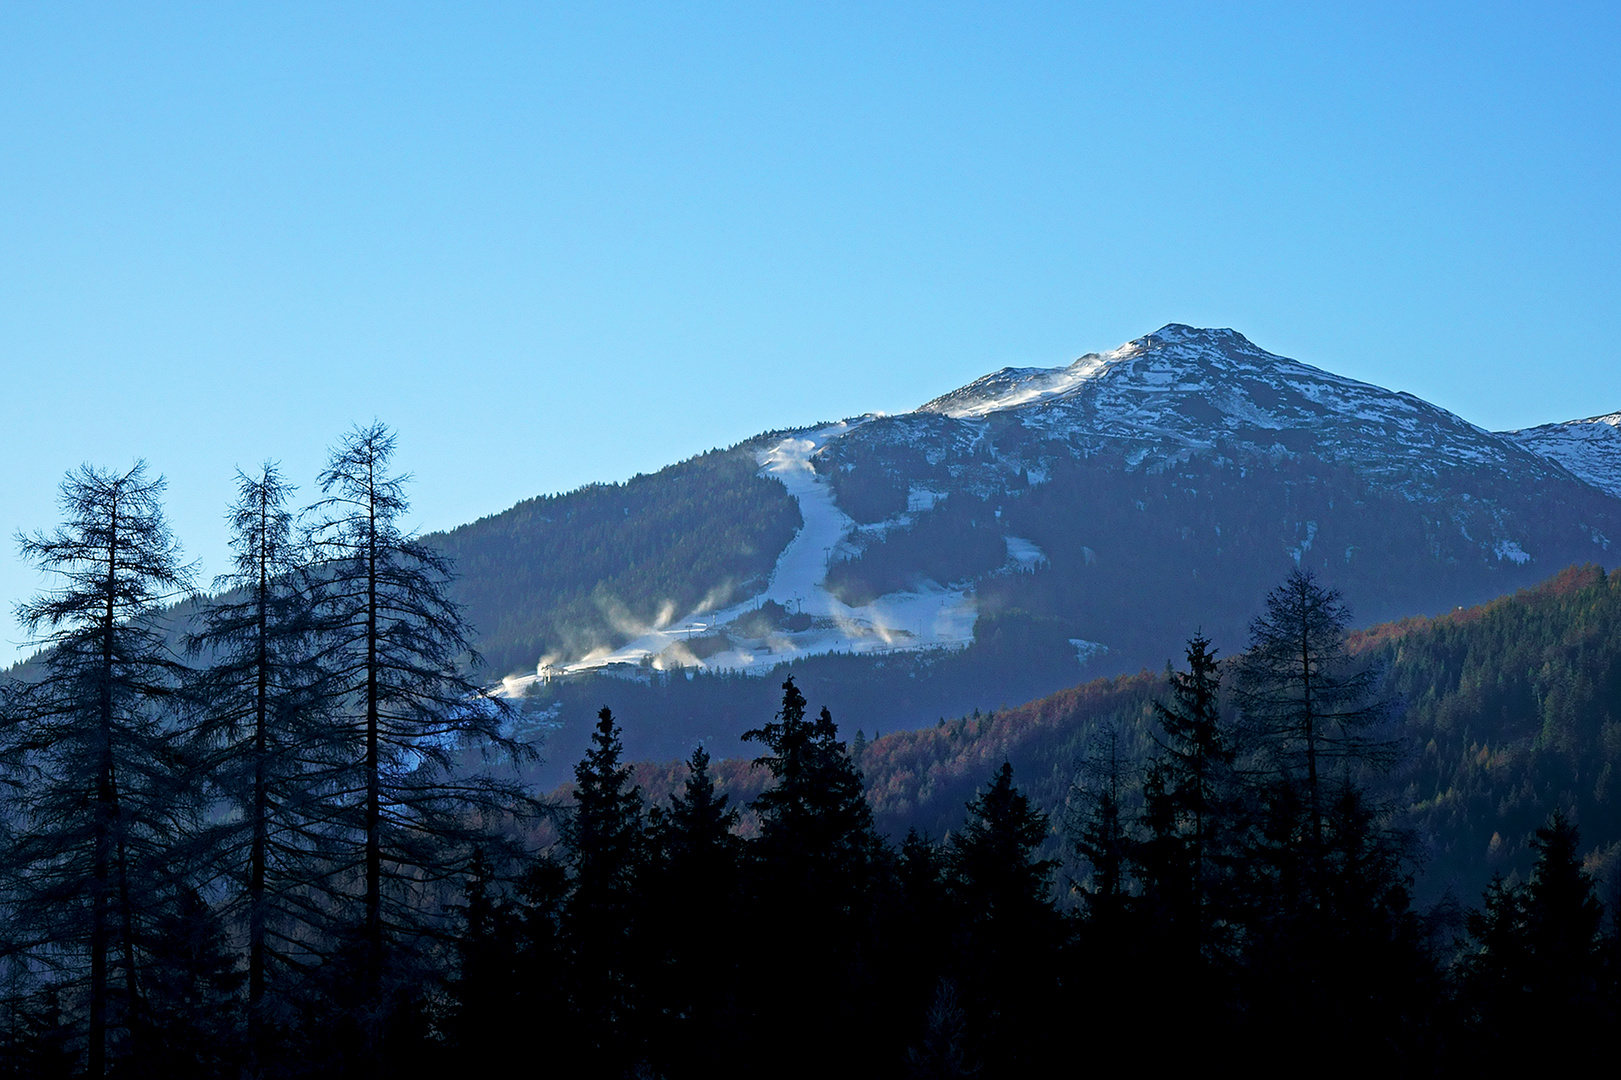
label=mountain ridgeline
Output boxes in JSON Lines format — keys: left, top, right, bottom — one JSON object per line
{"left": 427, "top": 325, "right": 1620, "bottom": 766}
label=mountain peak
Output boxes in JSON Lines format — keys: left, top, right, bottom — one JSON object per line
{"left": 910, "top": 323, "right": 1596, "bottom": 509}
{"left": 1144, "top": 323, "right": 1255, "bottom": 349}
{"left": 917, "top": 324, "right": 1303, "bottom": 420}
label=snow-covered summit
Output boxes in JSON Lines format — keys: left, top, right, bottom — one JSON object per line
{"left": 918, "top": 325, "right": 1300, "bottom": 419}
{"left": 916, "top": 323, "right": 1578, "bottom": 502}
{"left": 1505, "top": 412, "right": 1621, "bottom": 499}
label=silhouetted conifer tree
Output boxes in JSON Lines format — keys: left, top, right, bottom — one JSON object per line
{"left": 743, "top": 677, "right": 886, "bottom": 1077}
{"left": 904, "top": 980, "right": 979, "bottom": 1080}
{"left": 561, "top": 707, "right": 649, "bottom": 1073}
{"left": 1069, "top": 726, "right": 1133, "bottom": 925}
{"left": 1466, "top": 812, "right": 1605, "bottom": 1064}
{"left": 644, "top": 744, "right": 743, "bottom": 1078}
{"left": 443, "top": 850, "right": 569, "bottom": 1069}
{"left": 300, "top": 423, "right": 527, "bottom": 1062}
{"left": 0, "top": 982, "right": 76, "bottom": 1079}
{"left": 746, "top": 678, "right": 880, "bottom": 881}
{"left": 1234, "top": 569, "right": 1393, "bottom": 856}
{"left": 950, "top": 763, "right": 1057, "bottom": 924}
{"left": 440, "top": 847, "right": 527, "bottom": 1071}
{"left": 894, "top": 829, "right": 952, "bottom": 1020}
{"left": 185, "top": 463, "right": 337, "bottom": 1067}
{"left": 946, "top": 763, "right": 1061, "bottom": 1074}
{"left": 1141, "top": 633, "right": 1233, "bottom": 961}
{"left": 138, "top": 885, "right": 244, "bottom": 1079}
{"left": 1228, "top": 574, "right": 1427, "bottom": 1067}
{"left": 3, "top": 462, "right": 195, "bottom": 1077}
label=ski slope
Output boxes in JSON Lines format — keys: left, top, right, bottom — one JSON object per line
{"left": 501, "top": 420, "right": 981, "bottom": 690}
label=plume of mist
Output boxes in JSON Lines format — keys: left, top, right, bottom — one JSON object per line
{"left": 654, "top": 641, "right": 700, "bottom": 670}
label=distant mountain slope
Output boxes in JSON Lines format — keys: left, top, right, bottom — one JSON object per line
{"left": 490, "top": 326, "right": 1620, "bottom": 679}
{"left": 1506, "top": 411, "right": 1621, "bottom": 499}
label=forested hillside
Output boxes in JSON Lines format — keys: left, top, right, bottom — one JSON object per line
{"left": 824, "top": 435, "right": 1619, "bottom": 679}
{"left": 1362, "top": 564, "right": 1621, "bottom": 893}
{"left": 429, "top": 443, "right": 802, "bottom": 678}
{"left": 626, "top": 564, "right": 1621, "bottom": 904}
{"left": 508, "top": 568, "right": 1621, "bottom": 1075}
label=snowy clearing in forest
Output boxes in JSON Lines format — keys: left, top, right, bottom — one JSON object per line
{"left": 501, "top": 420, "right": 980, "bottom": 692}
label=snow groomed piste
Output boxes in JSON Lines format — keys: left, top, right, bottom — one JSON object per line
{"left": 504, "top": 419, "right": 984, "bottom": 690}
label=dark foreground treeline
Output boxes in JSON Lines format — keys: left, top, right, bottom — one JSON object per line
{"left": 1, "top": 425, "right": 1616, "bottom": 1078}
{"left": 469, "top": 580, "right": 1620, "bottom": 1079}
{"left": 0, "top": 426, "right": 538, "bottom": 1080}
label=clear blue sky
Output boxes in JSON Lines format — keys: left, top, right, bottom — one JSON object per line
{"left": 3, "top": 2, "right": 1617, "bottom": 662}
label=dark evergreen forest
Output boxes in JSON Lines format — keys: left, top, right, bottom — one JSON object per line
{"left": 2, "top": 431, "right": 1618, "bottom": 1077}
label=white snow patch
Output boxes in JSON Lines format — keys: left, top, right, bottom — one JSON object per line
{"left": 1290, "top": 521, "right": 1318, "bottom": 565}
{"left": 919, "top": 346, "right": 1129, "bottom": 418}
{"left": 500, "top": 420, "right": 980, "bottom": 691}
{"left": 1493, "top": 539, "right": 1531, "bottom": 565}
{"left": 1004, "top": 536, "right": 1048, "bottom": 569}
{"left": 1507, "top": 411, "right": 1621, "bottom": 499}
{"left": 1070, "top": 639, "right": 1109, "bottom": 665}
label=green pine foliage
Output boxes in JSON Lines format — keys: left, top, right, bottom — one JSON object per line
{"left": 1359, "top": 564, "right": 1621, "bottom": 896}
